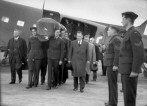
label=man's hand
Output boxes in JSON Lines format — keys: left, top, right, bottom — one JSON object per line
{"left": 59, "top": 60, "right": 62, "bottom": 65}
{"left": 68, "top": 61, "right": 71, "bottom": 63}
{"left": 87, "top": 61, "right": 90, "bottom": 64}
{"left": 130, "top": 72, "right": 138, "bottom": 77}
{"left": 93, "top": 61, "right": 96, "bottom": 64}
{"left": 113, "top": 66, "right": 118, "bottom": 71}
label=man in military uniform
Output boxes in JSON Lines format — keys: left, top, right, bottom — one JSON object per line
{"left": 46, "top": 28, "right": 65, "bottom": 90}
{"left": 26, "top": 26, "right": 44, "bottom": 89}
{"left": 4, "top": 29, "right": 27, "bottom": 84}
{"left": 119, "top": 12, "right": 144, "bottom": 106}
{"left": 103, "top": 26, "right": 121, "bottom": 106}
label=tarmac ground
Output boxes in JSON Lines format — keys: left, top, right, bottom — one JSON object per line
{"left": 0, "top": 63, "right": 147, "bottom": 106}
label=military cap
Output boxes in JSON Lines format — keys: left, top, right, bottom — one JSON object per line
{"left": 122, "top": 11, "right": 138, "bottom": 20}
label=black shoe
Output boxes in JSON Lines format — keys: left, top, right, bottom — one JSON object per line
{"left": 19, "top": 79, "right": 22, "bottom": 83}
{"left": 34, "top": 85, "right": 38, "bottom": 87}
{"left": 46, "top": 86, "right": 51, "bottom": 90}
{"left": 40, "top": 82, "right": 44, "bottom": 85}
{"left": 120, "top": 89, "right": 123, "bottom": 93}
{"left": 73, "top": 88, "right": 78, "bottom": 91}
{"left": 105, "top": 104, "right": 117, "bottom": 106}
{"left": 9, "top": 82, "right": 15, "bottom": 84}
{"left": 80, "top": 89, "right": 84, "bottom": 93}
{"left": 104, "top": 102, "right": 109, "bottom": 105}
{"left": 26, "top": 86, "right": 32, "bottom": 89}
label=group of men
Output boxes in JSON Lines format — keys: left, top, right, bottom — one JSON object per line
{"left": 103, "top": 12, "right": 144, "bottom": 106}
{"left": 4, "top": 11, "right": 144, "bottom": 106}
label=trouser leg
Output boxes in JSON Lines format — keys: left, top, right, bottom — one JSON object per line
{"left": 10, "top": 61, "right": 16, "bottom": 82}
{"left": 47, "top": 59, "right": 52, "bottom": 88}
{"left": 74, "top": 77, "right": 78, "bottom": 89}
{"left": 102, "top": 60, "right": 107, "bottom": 76}
{"left": 40, "top": 58, "right": 47, "bottom": 83}
{"left": 93, "top": 71, "right": 97, "bottom": 81}
{"left": 28, "top": 60, "right": 34, "bottom": 86}
{"left": 80, "top": 76, "right": 85, "bottom": 90}
{"left": 85, "top": 74, "right": 89, "bottom": 83}
{"left": 53, "top": 60, "right": 59, "bottom": 86}
{"left": 15, "top": 58, "right": 22, "bottom": 81}
{"left": 62, "top": 60, "right": 68, "bottom": 83}
{"left": 122, "top": 74, "right": 138, "bottom": 106}
{"left": 33, "top": 59, "right": 41, "bottom": 86}
{"left": 107, "top": 66, "right": 118, "bottom": 106}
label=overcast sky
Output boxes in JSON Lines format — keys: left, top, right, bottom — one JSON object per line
{"left": 4, "top": 0, "right": 147, "bottom": 26}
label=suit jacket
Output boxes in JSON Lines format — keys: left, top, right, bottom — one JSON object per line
{"left": 4, "top": 37, "right": 27, "bottom": 63}
{"left": 68, "top": 40, "right": 89, "bottom": 77}
{"left": 27, "top": 36, "right": 44, "bottom": 60}
{"left": 119, "top": 27, "right": 144, "bottom": 74}
{"left": 103, "top": 35, "right": 121, "bottom": 67}
{"left": 47, "top": 37, "right": 64, "bottom": 61}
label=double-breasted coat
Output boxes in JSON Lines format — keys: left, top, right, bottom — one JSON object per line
{"left": 68, "top": 40, "right": 89, "bottom": 77}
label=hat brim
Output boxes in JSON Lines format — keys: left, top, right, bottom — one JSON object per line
{"left": 30, "top": 27, "right": 37, "bottom": 31}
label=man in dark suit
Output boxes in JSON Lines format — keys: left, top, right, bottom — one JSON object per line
{"left": 103, "top": 26, "right": 121, "bottom": 106}
{"left": 46, "top": 27, "right": 65, "bottom": 90}
{"left": 26, "top": 26, "right": 44, "bottom": 89}
{"left": 119, "top": 12, "right": 144, "bottom": 106}
{"left": 68, "top": 31, "right": 89, "bottom": 93}
{"left": 4, "top": 29, "right": 27, "bottom": 84}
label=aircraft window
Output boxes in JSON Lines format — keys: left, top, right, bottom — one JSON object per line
{"left": 61, "top": 18, "right": 97, "bottom": 40}
{"left": 17, "top": 20, "right": 25, "bottom": 27}
{"left": 144, "top": 24, "right": 147, "bottom": 35}
{"left": 1, "top": 16, "right": 9, "bottom": 23}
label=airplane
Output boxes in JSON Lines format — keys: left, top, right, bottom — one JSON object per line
{"left": 0, "top": 0, "right": 147, "bottom": 64}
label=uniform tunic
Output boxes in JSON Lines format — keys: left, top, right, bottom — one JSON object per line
{"left": 119, "top": 27, "right": 144, "bottom": 106}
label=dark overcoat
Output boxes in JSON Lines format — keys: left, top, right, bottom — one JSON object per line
{"left": 4, "top": 37, "right": 27, "bottom": 63}
{"left": 68, "top": 40, "right": 89, "bottom": 77}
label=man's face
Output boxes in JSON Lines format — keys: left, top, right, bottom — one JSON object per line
{"left": 61, "top": 31, "right": 65, "bottom": 38}
{"left": 107, "top": 27, "right": 114, "bottom": 36}
{"left": 64, "top": 33, "right": 69, "bottom": 39}
{"left": 90, "top": 38, "right": 94, "bottom": 43}
{"left": 13, "top": 30, "right": 20, "bottom": 38}
{"left": 31, "top": 29, "right": 37, "bottom": 36}
{"left": 55, "top": 29, "right": 60, "bottom": 38}
{"left": 84, "top": 37, "right": 89, "bottom": 42}
{"left": 76, "top": 33, "right": 83, "bottom": 41}
{"left": 121, "top": 16, "right": 128, "bottom": 28}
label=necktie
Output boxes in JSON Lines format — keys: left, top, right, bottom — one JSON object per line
{"left": 78, "top": 41, "right": 80, "bottom": 46}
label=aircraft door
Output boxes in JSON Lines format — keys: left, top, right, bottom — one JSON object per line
{"left": 42, "top": 10, "right": 60, "bottom": 22}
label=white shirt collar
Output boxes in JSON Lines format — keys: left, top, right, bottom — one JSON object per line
{"left": 14, "top": 36, "right": 19, "bottom": 40}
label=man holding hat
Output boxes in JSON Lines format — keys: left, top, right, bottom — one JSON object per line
{"left": 26, "top": 26, "right": 44, "bottom": 88}
{"left": 4, "top": 29, "right": 27, "bottom": 84}
{"left": 119, "top": 12, "right": 144, "bottom": 106}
